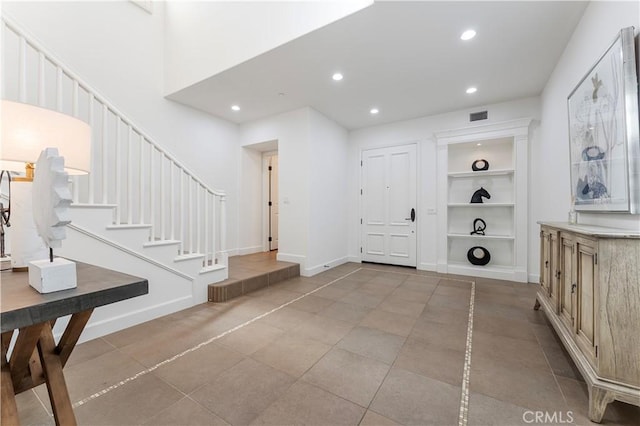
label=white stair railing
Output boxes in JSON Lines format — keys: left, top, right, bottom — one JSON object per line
{"left": 1, "top": 15, "right": 226, "bottom": 269}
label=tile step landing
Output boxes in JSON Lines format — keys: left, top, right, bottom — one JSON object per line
{"left": 208, "top": 262, "right": 300, "bottom": 302}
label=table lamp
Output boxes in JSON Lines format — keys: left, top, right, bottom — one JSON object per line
{"left": 0, "top": 100, "right": 91, "bottom": 271}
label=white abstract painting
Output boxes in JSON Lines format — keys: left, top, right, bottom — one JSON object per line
{"left": 568, "top": 29, "right": 631, "bottom": 212}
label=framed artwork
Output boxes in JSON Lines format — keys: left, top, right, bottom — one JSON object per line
{"left": 568, "top": 26, "right": 640, "bottom": 213}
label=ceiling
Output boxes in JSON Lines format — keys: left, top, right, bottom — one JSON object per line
{"left": 167, "top": 1, "right": 588, "bottom": 130}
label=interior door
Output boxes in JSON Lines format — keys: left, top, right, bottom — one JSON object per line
{"left": 361, "top": 144, "right": 417, "bottom": 267}
{"left": 269, "top": 156, "right": 279, "bottom": 250}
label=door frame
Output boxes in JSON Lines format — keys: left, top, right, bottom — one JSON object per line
{"left": 262, "top": 151, "right": 278, "bottom": 252}
{"left": 359, "top": 141, "right": 420, "bottom": 267}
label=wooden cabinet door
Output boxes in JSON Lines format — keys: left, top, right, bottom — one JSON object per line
{"left": 575, "top": 237, "right": 598, "bottom": 368}
{"left": 559, "top": 233, "right": 575, "bottom": 330}
{"left": 540, "top": 229, "right": 551, "bottom": 296}
{"left": 548, "top": 231, "right": 559, "bottom": 312}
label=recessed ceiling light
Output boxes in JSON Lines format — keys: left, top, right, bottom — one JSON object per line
{"left": 231, "top": 105, "right": 240, "bottom": 111}
{"left": 370, "top": 108, "right": 379, "bottom": 115}
{"left": 477, "top": 143, "right": 482, "bottom": 146}
{"left": 466, "top": 87, "right": 477, "bottom": 94}
{"left": 332, "top": 73, "right": 343, "bottom": 81}
{"left": 461, "top": 29, "right": 476, "bottom": 41}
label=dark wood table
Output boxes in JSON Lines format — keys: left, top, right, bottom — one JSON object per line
{"left": 1, "top": 262, "right": 148, "bottom": 425}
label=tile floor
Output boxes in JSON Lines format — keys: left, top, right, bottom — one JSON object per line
{"left": 15, "top": 258, "right": 640, "bottom": 425}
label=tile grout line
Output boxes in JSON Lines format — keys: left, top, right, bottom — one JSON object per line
{"left": 458, "top": 280, "right": 476, "bottom": 426}
{"left": 70, "top": 268, "right": 363, "bottom": 409}
{"left": 356, "top": 275, "right": 448, "bottom": 426}
{"left": 360, "top": 265, "right": 440, "bottom": 279}
{"left": 31, "top": 388, "right": 52, "bottom": 418}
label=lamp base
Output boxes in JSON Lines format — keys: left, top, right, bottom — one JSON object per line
{"left": 28, "top": 258, "right": 77, "bottom": 293}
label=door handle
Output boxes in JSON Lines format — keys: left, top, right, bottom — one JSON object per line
{"left": 405, "top": 208, "right": 416, "bottom": 222}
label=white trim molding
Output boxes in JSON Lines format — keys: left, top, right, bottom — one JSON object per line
{"left": 305, "top": 256, "right": 349, "bottom": 276}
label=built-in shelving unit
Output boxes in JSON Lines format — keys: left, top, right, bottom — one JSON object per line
{"left": 436, "top": 119, "right": 531, "bottom": 282}
{"left": 447, "top": 169, "right": 514, "bottom": 178}
{"left": 447, "top": 233, "right": 515, "bottom": 240}
{"left": 447, "top": 203, "right": 515, "bottom": 207}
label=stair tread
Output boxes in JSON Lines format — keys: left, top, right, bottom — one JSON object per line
{"left": 71, "top": 203, "right": 118, "bottom": 209}
{"left": 200, "top": 264, "right": 226, "bottom": 274}
{"left": 106, "top": 224, "right": 152, "bottom": 230}
{"left": 143, "top": 239, "right": 181, "bottom": 247}
{"left": 174, "top": 253, "right": 205, "bottom": 261}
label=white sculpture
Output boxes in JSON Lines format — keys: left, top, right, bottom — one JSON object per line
{"left": 28, "top": 148, "right": 76, "bottom": 293}
{"left": 32, "top": 148, "right": 72, "bottom": 248}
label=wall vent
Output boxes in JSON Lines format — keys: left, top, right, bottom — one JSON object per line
{"left": 470, "top": 111, "right": 488, "bottom": 122}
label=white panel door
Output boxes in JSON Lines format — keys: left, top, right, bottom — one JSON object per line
{"left": 361, "top": 144, "right": 417, "bottom": 266}
{"left": 269, "top": 156, "right": 279, "bottom": 250}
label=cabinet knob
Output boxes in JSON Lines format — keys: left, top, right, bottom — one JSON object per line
{"left": 571, "top": 283, "right": 577, "bottom": 293}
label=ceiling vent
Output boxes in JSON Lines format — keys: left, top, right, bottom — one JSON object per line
{"left": 470, "top": 111, "right": 488, "bottom": 122}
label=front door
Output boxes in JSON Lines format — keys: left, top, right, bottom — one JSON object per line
{"left": 361, "top": 144, "right": 417, "bottom": 267}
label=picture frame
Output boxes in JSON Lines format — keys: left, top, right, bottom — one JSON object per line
{"left": 568, "top": 26, "right": 640, "bottom": 213}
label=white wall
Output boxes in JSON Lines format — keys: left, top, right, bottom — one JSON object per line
{"left": 532, "top": 1, "right": 640, "bottom": 276}
{"left": 240, "top": 107, "right": 350, "bottom": 275}
{"left": 2, "top": 1, "right": 241, "bottom": 253}
{"left": 240, "top": 108, "right": 311, "bottom": 269}
{"left": 237, "top": 146, "right": 264, "bottom": 255}
{"left": 164, "top": 0, "right": 373, "bottom": 95}
{"left": 307, "top": 109, "right": 349, "bottom": 274}
{"left": 348, "top": 97, "right": 541, "bottom": 274}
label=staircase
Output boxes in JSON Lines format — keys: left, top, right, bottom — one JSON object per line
{"left": 1, "top": 15, "right": 228, "bottom": 341}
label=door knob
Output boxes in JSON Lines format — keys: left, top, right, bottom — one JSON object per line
{"left": 405, "top": 208, "right": 416, "bottom": 222}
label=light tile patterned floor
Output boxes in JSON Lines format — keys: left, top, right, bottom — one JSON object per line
{"left": 15, "top": 255, "right": 640, "bottom": 425}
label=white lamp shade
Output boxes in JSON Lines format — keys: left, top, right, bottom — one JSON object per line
{"left": 1, "top": 100, "right": 91, "bottom": 175}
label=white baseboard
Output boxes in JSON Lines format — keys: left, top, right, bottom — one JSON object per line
{"left": 528, "top": 273, "right": 540, "bottom": 284}
{"left": 513, "top": 268, "right": 529, "bottom": 283}
{"left": 436, "top": 262, "right": 448, "bottom": 274}
{"left": 347, "top": 256, "right": 361, "bottom": 263}
{"left": 222, "top": 248, "right": 239, "bottom": 257}
{"left": 305, "top": 256, "right": 349, "bottom": 276}
{"left": 56, "top": 295, "right": 195, "bottom": 344}
{"left": 418, "top": 262, "right": 437, "bottom": 271}
{"left": 235, "top": 245, "right": 263, "bottom": 256}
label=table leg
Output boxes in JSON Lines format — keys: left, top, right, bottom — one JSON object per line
{"left": 1, "top": 331, "right": 19, "bottom": 425}
{"left": 9, "top": 323, "right": 45, "bottom": 391}
{"left": 58, "top": 309, "right": 93, "bottom": 368}
{"left": 38, "top": 322, "right": 77, "bottom": 426}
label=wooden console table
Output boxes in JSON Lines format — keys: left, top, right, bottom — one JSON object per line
{"left": 1, "top": 262, "right": 148, "bottom": 425}
{"left": 535, "top": 222, "right": 640, "bottom": 422}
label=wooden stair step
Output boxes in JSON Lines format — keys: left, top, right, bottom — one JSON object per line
{"left": 208, "top": 263, "right": 300, "bottom": 302}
